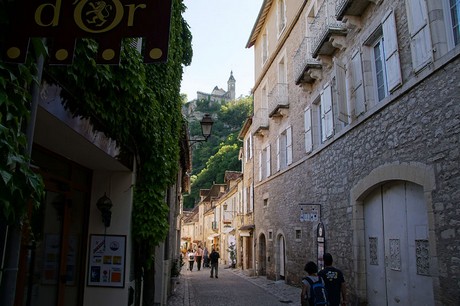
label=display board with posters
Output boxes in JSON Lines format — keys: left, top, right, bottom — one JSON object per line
{"left": 87, "top": 235, "right": 126, "bottom": 288}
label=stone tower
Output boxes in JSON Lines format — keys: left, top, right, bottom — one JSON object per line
{"left": 227, "top": 71, "right": 236, "bottom": 100}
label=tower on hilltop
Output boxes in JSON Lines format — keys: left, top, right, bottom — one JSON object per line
{"left": 227, "top": 71, "right": 236, "bottom": 101}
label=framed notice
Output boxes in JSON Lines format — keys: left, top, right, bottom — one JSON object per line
{"left": 87, "top": 235, "right": 126, "bottom": 288}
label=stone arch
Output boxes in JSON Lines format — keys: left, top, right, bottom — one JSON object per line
{"left": 350, "top": 162, "right": 438, "bottom": 302}
{"left": 275, "top": 229, "right": 287, "bottom": 281}
{"left": 257, "top": 231, "right": 267, "bottom": 276}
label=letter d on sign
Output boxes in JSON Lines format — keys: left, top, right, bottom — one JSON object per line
{"left": 35, "top": 0, "right": 62, "bottom": 27}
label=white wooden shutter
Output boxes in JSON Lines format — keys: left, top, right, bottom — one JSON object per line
{"left": 249, "top": 134, "right": 253, "bottom": 159}
{"left": 249, "top": 183, "right": 254, "bottom": 212}
{"left": 243, "top": 187, "right": 247, "bottom": 214}
{"left": 321, "top": 84, "right": 334, "bottom": 142}
{"left": 350, "top": 50, "right": 365, "bottom": 116}
{"left": 335, "top": 60, "right": 349, "bottom": 123}
{"left": 276, "top": 137, "right": 281, "bottom": 171}
{"left": 304, "top": 108, "right": 313, "bottom": 153}
{"left": 406, "top": 0, "right": 432, "bottom": 72}
{"left": 382, "top": 11, "right": 402, "bottom": 92}
{"left": 258, "top": 151, "right": 262, "bottom": 181}
{"left": 286, "top": 126, "right": 292, "bottom": 165}
{"left": 266, "top": 145, "right": 271, "bottom": 177}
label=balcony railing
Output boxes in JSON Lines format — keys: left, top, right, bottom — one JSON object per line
{"left": 311, "top": 0, "right": 347, "bottom": 57}
{"left": 268, "top": 83, "right": 289, "bottom": 118}
{"left": 293, "top": 37, "right": 322, "bottom": 85}
{"left": 336, "top": 0, "right": 375, "bottom": 21}
{"left": 253, "top": 107, "right": 269, "bottom": 136}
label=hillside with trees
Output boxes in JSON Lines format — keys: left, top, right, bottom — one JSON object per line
{"left": 183, "top": 96, "right": 252, "bottom": 207}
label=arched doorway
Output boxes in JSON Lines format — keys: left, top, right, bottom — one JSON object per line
{"left": 258, "top": 233, "right": 267, "bottom": 276}
{"left": 364, "top": 181, "right": 434, "bottom": 305}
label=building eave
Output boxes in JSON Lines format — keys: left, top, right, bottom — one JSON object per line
{"left": 246, "top": 0, "right": 273, "bottom": 48}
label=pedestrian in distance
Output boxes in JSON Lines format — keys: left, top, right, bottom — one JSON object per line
{"left": 209, "top": 247, "right": 220, "bottom": 278}
{"left": 318, "top": 253, "right": 347, "bottom": 306}
{"left": 203, "top": 246, "right": 209, "bottom": 268}
{"left": 301, "top": 261, "right": 328, "bottom": 306}
{"left": 195, "top": 245, "right": 203, "bottom": 271}
{"left": 187, "top": 248, "right": 195, "bottom": 271}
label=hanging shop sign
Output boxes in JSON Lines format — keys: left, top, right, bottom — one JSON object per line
{"left": 3, "top": 0, "right": 172, "bottom": 64}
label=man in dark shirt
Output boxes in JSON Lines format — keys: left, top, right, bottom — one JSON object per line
{"left": 209, "top": 248, "right": 220, "bottom": 278}
{"left": 318, "top": 253, "right": 347, "bottom": 306}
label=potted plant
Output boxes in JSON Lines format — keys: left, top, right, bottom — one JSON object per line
{"left": 227, "top": 242, "right": 236, "bottom": 268}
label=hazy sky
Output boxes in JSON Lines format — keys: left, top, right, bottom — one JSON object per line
{"left": 180, "top": 0, "right": 264, "bottom": 101}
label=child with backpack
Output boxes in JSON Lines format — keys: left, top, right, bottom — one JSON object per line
{"left": 301, "top": 261, "right": 329, "bottom": 306}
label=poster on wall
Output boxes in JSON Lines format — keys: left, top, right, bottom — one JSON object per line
{"left": 42, "top": 234, "right": 78, "bottom": 285}
{"left": 87, "top": 235, "right": 126, "bottom": 288}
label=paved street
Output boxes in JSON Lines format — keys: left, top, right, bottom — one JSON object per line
{"left": 168, "top": 266, "right": 301, "bottom": 306}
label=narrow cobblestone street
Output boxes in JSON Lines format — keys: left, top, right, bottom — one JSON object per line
{"left": 168, "top": 266, "right": 301, "bottom": 306}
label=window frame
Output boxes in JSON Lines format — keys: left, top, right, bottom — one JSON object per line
{"left": 443, "top": 0, "right": 460, "bottom": 49}
{"left": 277, "top": 0, "right": 287, "bottom": 37}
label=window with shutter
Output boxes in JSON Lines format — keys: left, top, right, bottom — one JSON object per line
{"left": 262, "top": 31, "right": 269, "bottom": 65}
{"left": 265, "top": 145, "right": 271, "bottom": 178}
{"left": 276, "top": 137, "right": 281, "bottom": 171}
{"left": 350, "top": 50, "right": 366, "bottom": 116}
{"left": 320, "top": 84, "right": 334, "bottom": 142}
{"left": 382, "top": 11, "right": 402, "bottom": 92}
{"left": 278, "top": 0, "right": 287, "bottom": 35}
{"left": 249, "top": 183, "right": 254, "bottom": 212}
{"left": 373, "top": 38, "right": 389, "bottom": 101}
{"left": 406, "top": 0, "right": 433, "bottom": 72}
{"left": 334, "top": 60, "right": 349, "bottom": 123}
{"left": 258, "top": 151, "right": 262, "bottom": 181}
{"left": 304, "top": 108, "right": 313, "bottom": 153}
{"left": 286, "top": 126, "right": 292, "bottom": 165}
{"left": 443, "top": 0, "right": 460, "bottom": 48}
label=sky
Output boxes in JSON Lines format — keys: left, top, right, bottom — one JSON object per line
{"left": 180, "top": 0, "right": 264, "bottom": 101}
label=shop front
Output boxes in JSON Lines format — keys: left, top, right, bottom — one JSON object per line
{"left": 14, "top": 83, "right": 135, "bottom": 306}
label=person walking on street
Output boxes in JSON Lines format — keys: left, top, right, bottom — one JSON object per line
{"left": 187, "top": 249, "right": 195, "bottom": 271}
{"left": 209, "top": 248, "right": 220, "bottom": 278}
{"left": 203, "top": 246, "right": 209, "bottom": 268}
{"left": 195, "top": 245, "right": 203, "bottom": 271}
{"left": 318, "top": 253, "right": 347, "bottom": 306}
{"left": 301, "top": 261, "right": 327, "bottom": 306}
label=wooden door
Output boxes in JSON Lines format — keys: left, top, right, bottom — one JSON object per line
{"left": 364, "top": 182, "right": 434, "bottom": 305}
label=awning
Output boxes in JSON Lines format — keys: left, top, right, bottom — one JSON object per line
{"left": 223, "top": 227, "right": 235, "bottom": 234}
{"left": 239, "top": 224, "right": 255, "bottom": 237}
{"left": 239, "top": 224, "right": 255, "bottom": 231}
{"left": 207, "top": 233, "right": 220, "bottom": 240}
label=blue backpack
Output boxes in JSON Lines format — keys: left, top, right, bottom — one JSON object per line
{"left": 304, "top": 276, "right": 328, "bottom": 306}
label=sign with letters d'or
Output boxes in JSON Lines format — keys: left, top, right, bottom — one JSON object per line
{"left": 4, "top": 0, "right": 172, "bottom": 64}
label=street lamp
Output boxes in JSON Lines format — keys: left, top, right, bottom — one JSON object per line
{"left": 189, "top": 113, "right": 214, "bottom": 146}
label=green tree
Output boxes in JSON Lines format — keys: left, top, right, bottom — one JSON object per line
{"left": 184, "top": 96, "right": 252, "bottom": 207}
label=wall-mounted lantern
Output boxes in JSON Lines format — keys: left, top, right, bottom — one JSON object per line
{"left": 189, "top": 113, "right": 214, "bottom": 146}
{"left": 97, "top": 193, "right": 113, "bottom": 227}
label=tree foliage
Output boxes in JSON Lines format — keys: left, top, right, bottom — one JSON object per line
{"left": 184, "top": 96, "right": 252, "bottom": 207}
{"left": 0, "top": 0, "right": 45, "bottom": 224}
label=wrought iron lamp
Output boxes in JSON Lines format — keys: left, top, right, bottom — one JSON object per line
{"left": 97, "top": 193, "right": 113, "bottom": 227}
{"left": 189, "top": 113, "right": 214, "bottom": 146}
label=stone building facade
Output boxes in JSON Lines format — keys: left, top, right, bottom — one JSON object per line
{"left": 246, "top": 0, "right": 459, "bottom": 305}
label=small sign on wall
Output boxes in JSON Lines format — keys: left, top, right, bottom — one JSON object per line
{"left": 87, "top": 235, "right": 126, "bottom": 288}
